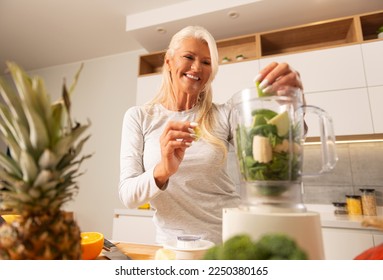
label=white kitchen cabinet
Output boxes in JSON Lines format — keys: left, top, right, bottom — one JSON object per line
{"left": 373, "top": 232, "right": 383, "bottom": 246}
{"left": 259, "top": 45, "right": 367, "bottom": 94}
{"left": 212, "top": 60, "right": 260, "bottom": 104}
{"left": 136, "top": 74, "right": 162, "bottom": 105}
{"left": 322, "top": 227, "right": 374, "bottom": 260}
{"left": 304, "top": 88, "right": 374, "bottom": 137}
{"left": 112, "top": 209, "right": 156, "bottom": 244}
{"left": 361, "top": 41, "right": 383, "bottom": 87}
{"left": 368, "top": 86, "right": 383, "bottom": 133}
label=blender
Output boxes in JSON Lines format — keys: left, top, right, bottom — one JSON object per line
{"left": 222, "top": 87, "right": 338, "bottom": 259}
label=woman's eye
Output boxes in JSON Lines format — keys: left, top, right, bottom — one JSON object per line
{"left": 183, "top": 55, "right": 193, "bottom": 60}
{"left": 203, "top": 60, "right": 211, "bottom": 66}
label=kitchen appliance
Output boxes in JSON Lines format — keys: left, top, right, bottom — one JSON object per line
{"left": 163, "top": 236, "right": 215, "bottom": 260}
{"left": 223, "top": 87, "right": 338, "bottom": 259}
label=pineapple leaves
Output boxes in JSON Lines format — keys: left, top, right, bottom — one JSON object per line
{"left": 0, "top": 153, "right": 22, "bottom": 178}
{"left": 54, "top": 123, "right": 90, "bottom": 159}
{"left": 7, "top": 63, "right": 50, "bottom": 154}
{"left": 0, "top": 62, "right": 91, "bottom": 215}
{"left": 0, "top": 73, "right": 29, "bottom": 126}
{"left": 19, "top": 150, "right": 38, "bottom": 183}
{"left": 68, "top": 63, "right": 84, "bottom": 96}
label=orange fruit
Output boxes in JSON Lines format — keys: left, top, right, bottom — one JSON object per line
{"left": 1, "top": 214, "right": 20, "bottom": 224}
{"left": 81, "top": 232, "right": 104, "bottom": 260}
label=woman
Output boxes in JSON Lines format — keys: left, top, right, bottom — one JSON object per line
{"left": 119, "top": 26, "right": 303, "bottom": 245}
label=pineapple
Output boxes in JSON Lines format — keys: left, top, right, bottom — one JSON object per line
{"left": 0, "top": 62, "right": 91, "bottom": 259}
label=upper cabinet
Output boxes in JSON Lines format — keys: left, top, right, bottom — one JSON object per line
{"left": 212, "top": 60, "right": 260, "bottom": 104}
{"left": 361, "top": 40, "right": 383, "bottom": 87}
{"left": 259, "top": 45, "right": 366, "bottom": 93}
{"left": 137, "top": 10, "right": 383, "bottom": 77}
{"left": 136, "top": 74, "right": 162, "bottom": 105}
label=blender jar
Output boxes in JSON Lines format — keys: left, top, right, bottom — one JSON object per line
{"left": 230, "top": 87, "right": 338, "bottom": 212}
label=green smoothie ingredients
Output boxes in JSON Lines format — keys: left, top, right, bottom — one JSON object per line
{"left": 235, "top": 108, "right": 301, "bottom": 195}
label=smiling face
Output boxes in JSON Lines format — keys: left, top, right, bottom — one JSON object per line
{"left": 166, "top": 37, "right": 212, "bottom": 106}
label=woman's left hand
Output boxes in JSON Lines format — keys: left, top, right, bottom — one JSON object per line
{"left": 255, "top": 62, "right": 303, "bottom": 96}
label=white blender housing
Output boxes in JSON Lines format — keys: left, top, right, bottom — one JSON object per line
{"left": 223, "top": 87, "right": 338, "bottom": 260}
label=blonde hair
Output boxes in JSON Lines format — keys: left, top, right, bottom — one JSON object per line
{"left": 149, "top": 26, "right": 227, "bottom": 160}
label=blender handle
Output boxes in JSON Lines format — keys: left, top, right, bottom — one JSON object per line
{"left": 300, "top": 105, "right": 338, "bottom": 174}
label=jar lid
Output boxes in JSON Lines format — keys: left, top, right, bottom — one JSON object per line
{"left": 359, "top": 188, "right": 375, "bottom": 193}
{"left": 332, "top": 202, "right": 347, "bottom": 207}
{"left": 346, "top": 195, "right": 361, "bottom": 199}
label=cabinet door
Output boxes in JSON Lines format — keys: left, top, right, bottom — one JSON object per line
{"left": 362, "top": 41, "right": 383, "bottom": 87}
{"left": 304, "top": 88, "right": 373, "bottom": 137}
{"left": 212, "top": 60, "right": 260, "bottom": 104}
{"left": 136, "top": 75, "right": 162, "bottom": 105}
{"left": 373, "top": 232, "right": 383, "bottom": 246}
{"left": 368, "top": 86, "right": 383, "bottom": 133}
{"left": 322, "top": 227, "right": 374, "bottom": 260}
{"left": 112, "top": 213, "right": 156, "bottom": 244}
{"left": 260, "top": 45, "right": 366, "bottom": 93}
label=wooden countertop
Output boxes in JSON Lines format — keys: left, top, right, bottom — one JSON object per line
{"left": 99, "top": 242, "right": 161, "bottom": 260}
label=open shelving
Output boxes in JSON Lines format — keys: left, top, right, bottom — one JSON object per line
{"left": 260, "top": 17, "right": 358, "bottom": 56}
{"left": 138, "top": 10, "right": 383, "bottom": 76}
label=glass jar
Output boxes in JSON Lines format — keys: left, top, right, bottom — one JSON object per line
{"left": 346, "top": 195, "right": 363, "bottom": 215}
{"left": 332, "top": 202, "right": 348, "bottom": 215}
{"left": 360, "top": 188, "right": 377, "bottom": 216}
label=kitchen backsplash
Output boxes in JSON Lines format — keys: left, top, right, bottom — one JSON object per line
{"left": 227, "top": 141, "right": 383, "bottom": 206}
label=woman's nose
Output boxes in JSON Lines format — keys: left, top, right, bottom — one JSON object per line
{"left": 191, "top": 61, "right": 201, "bottom": 71}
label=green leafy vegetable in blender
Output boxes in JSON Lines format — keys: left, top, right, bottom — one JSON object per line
{"left": 235, "top": 108, "right": 301, "bottom": 196}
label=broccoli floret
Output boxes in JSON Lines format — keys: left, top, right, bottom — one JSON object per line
{"left": 202, "top": 233, "right": 308, "bottom": 260}
{"left": 203, "top": 234, "right": 266, "bottom": 260}
{"left": 219, "top": 234, "right": 258, "bottom": 260}
{"left": 256, "top": 233, "right": 308, "bottom": 260}
{"left": 202, "top": 245, "right": 220, "bottom": 260}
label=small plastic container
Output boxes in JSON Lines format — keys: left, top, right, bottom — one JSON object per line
{"left": 346, "top": 195, "right": 363, "bottom": 215}
{"left": 360, "top": 188, "right": 377, "bottom": 216}
{"left": 176, "top": 235, "right": 201, "bottom": 249}
{"left": 332, "top": 202, "right": 348, "bottom": 215}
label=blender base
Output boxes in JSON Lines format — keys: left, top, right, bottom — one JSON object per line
{"left": 222, "top": 208, "right": 325, "bottom": 260}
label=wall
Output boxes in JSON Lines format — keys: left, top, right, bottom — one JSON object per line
{"left": 227, "top": 141, "right": 383, "bottom": 207}
{"left": 302, "top": 142, "right": 383, "bottom": 206}
{"left": 25, "top": 50, "right": 144, "bottom": 238}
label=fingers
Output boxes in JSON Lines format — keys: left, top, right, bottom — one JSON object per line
{"left": 160, "top": 121, "right": 198, "bottom": 148}
{"left": 254, "top": 62, "right": 303, "bottom": 94}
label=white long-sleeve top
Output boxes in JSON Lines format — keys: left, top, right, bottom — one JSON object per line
{"left": 118, "top": 103, "right": 241, "bottom": 245}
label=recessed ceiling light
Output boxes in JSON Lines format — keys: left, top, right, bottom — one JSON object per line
{"left": 156, "top": 27, "right": 167, "bottom": 34}
{"left": 227, "top": 11, "right": 239, "bottom": 19}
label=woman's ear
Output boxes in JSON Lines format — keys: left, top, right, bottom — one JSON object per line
{"left": 165, "top": 56, "right": 171, "bottom": 72}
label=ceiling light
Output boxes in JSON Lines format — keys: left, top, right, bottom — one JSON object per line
{"left": 227, "top": 11, "right": 239, "bottom": 19}
{"left": 156, "top": 27, "right": 167, "bottom": 34}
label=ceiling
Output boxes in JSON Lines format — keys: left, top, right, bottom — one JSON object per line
{"left": 1, "top": 0, "right": 383, "bottom": 74}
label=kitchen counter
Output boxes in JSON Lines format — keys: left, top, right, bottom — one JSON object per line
{"left": 116, "top": 205, "right": 383, "bottom": 232}
{"left": 111, "top": 205, "right": 383, "bottom": 260}
{"left": 306, "top": 204, "right": 383, "bottom": 232}
{"left": 98, "top": 242, "right": 161, "bottom": 260}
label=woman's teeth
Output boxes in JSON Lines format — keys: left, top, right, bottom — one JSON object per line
{"left": 185, "top": 73, "right": 200, "bottom": 80}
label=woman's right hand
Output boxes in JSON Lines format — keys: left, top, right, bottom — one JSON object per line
{"left": 154, "top": 121, "right": 197, "bottom": 188}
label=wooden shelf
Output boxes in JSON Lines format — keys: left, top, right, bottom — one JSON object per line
{"left": 216, "top": 34, "right": 258, "bottom": 64}
{"left": 260, "top": 17, "right": 358, "bottom": 56}
{"left": 139, "top": 51, "right": 165, "bottom": 76}
{"left": 138, "top": 10, "right": 383, "bottom": 76}
{"left": 360, "top": 11, "right": 383, "bottom": 41}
